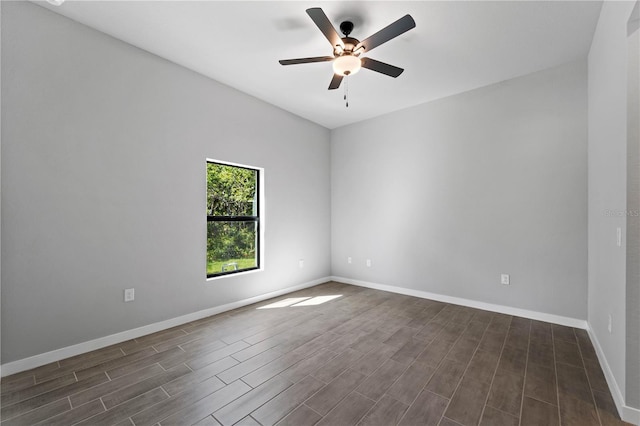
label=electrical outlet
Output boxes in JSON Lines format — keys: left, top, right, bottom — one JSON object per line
{"left": 608, "top": 314, "right": 612, "bottom": 333}
{"left": 124, "top": 288, "right": 135, "bottom": 302}
{"left": 347, "top": 257, "right": 352, "bottom": 264}
{"left": 366, "top": 259, "right": 372, "bottom": 267}
{"left": 501, "top": 274, "right": 510, "bottom": 285}
{"left": 298, "top": 259, "right": 304, "bottom": 269}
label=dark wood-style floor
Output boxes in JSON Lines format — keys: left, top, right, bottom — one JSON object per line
{"left": 0, "top": 282, "right": 630, "bottom": 426}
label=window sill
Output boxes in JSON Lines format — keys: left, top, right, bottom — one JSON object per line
{"left": 206, "top": 267, "right": 263, "bottom": 282}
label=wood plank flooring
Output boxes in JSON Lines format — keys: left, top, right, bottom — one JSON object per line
{"left": 0, "top": 282, "right": 630, "bottom": 425}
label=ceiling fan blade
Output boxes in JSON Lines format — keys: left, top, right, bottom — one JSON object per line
{"left": 279, "top": 56, "right": 334, "bottom": 65}
{"left": 356, "top": 15, "right": 415, "bottom": 53}
{"left": 306, "top": 8, "right": 344, "bottom": 49}
{"left": 360, "top": 57, "right": 404, "bottom": 77}
{"left": 328, "top": 74, "right": 343, "bottom": 90}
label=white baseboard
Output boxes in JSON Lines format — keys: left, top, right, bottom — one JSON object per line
{"left": 587, "top": 325, "right": 640, "bottom": 425}
{"left": 332, "top": 276, "right": 588, "bottom": 329}
{"left": 1, "top": 276, "right": 331, "bottom": 377}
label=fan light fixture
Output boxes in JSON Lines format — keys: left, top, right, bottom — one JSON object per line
{"left": 279, "top": 7, "right": 416, "bottom": 103}
{"left": 332, "top": 55, "right": 361, "bottom": 76}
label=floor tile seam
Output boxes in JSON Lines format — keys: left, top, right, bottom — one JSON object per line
{"left": 179, "top": 335, "right": 236, "bottom": 353}
{"left": 312, "top": 385, "right": 371, "bottom": 425}
{"left": 246, "top": 372, "right": 323, "bottom": 424}
{"left": 1, "top": 374, "right": 37, "bottom": 389}
{"left": 296, "top": 378, "right": 350, "bottom": 418}
{"left": 1, "top": 396, "right": 72, "bottom": 423}
{"left": 101, "top": 387, "right": 177, "bottom": 425}
{"left": 357, "top": 353, "right": 414, "bottom": 405}
{"left": 215, "top": 379, "right": 293, "bottom": 426}
{"left": 0, "top": 374, "right": 79, "bottom": 409}
{"left": 81, "top": 347, "right": 182, "bottom": 381}
{"left": 525, "top": 394, "right": 560, "bottom": 408}
{"left": 439, "top": 416, "right": 464, "bottom": 425}
{"left": 242, "top": 325, "right": 301, "bottom": 348}
{"left": 301, "top": 402, "right": 326, "bottom": 419}
{"left": 352, "top": 390, "right": 377, "bottom": 404}
{"left": 314, "top": 366, "right": 398, "bottom": 421}
{"left": 1, "top": 369, "right": 113, "bottom": 419}
{"left": 354, "top": 346, "right": 410, "bottom": 388}
{"left": 351, "top": 391, "right": 395, "bottom": 426}
{"left": 436, "top": 319, "right": 491, "bottom": 423}
{"left": 32, "top": 396, "right": 84, "bottom": 426}
{"left": 348, "top": 389, "right": 381, "bottom": 424}
{"left": 517, "top": 323, "right": 532, "bottom": 424}
{"left": 152, "top": 338, "right": 198, "bottom": 354}
{"left": 476, "top": 319, "right": 510, "bottom": 426}
{"left": 216, "top": 360, "right": 273, "bottom": 386}
{"left": 551, "top": 327, "right": 563, "bottom": 426}
{"left": 132, "top": 328, "right": 189, "bottom": 352}
{"left": 555, "top": 357, "right": 588, "bottom": 369}
{"left": 574, "top": 329, "right": 604, "bottom": 426}
{"left": 142, "top": 374, "right": 250, "bottom": 425}
{"left": 553, "top": 337, "right": 579, "bottom": 346}
{"left": 248, "top": 414, "right": 263, "bottom": 425}
{"left": 161, "top": 379, "right": 253, "bottom": 426}
{"left": 219, "top": 328, "right": 272, "bottom": 346}
{"left": 99, "top": 396, "right": 108, "bottom": 411}
{"left": 410, "top": 315, "right": 446, "bottom": 341}
{"left": 239, "top": 351, "right": 312, "bottom": 386}
{"left": 34, "top": 360, "right": 109, "bottom": 385}
{"left": 409, "top": 319, "right": 452, "bottom": 366}
{"left": 395, "top": 314, "right": 470, "bottom": 425}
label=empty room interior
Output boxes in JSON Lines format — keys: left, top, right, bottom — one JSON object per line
{"left": 1, "top": 1, "right": 639, "bottom": 425}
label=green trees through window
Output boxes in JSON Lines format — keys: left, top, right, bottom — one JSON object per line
{"left": 206, "top": 161, "right": 259, "bottom": 277}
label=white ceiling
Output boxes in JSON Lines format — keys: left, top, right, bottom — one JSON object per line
{"left": 38, "top": 0, "right": 603, "bottom": 129}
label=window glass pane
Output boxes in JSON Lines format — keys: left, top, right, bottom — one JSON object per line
{"left": 207, "top": 221, "right": 257, "bottom": 275}
{"left": 207, "top": 163, "right": 257, "bottom": 216}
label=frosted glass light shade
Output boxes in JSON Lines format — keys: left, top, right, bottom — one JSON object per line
{"left": 333, "top": 55, "right": 361, "bottom": 76}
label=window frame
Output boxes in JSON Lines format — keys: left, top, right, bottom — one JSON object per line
{"left": 206, "top": 159, "right": 262, "bottom": 279}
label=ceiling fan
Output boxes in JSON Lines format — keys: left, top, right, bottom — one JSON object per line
{"left": 279, "top": 8, "right": 416, "bottom": 91}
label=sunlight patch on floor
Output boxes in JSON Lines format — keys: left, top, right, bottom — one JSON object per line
{"left": 292, "top": 295, "right": 342, "bottom": 306}
{"left": 257, "top": 295, "right": 342, "bottom": 309}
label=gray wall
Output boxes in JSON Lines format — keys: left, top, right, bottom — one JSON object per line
{"left": 626, "top": 0, "right": 640, "bottom": 410}
{"left": 1, "top": 2, "right": 331, "bottom": 363}
{"left": 331, "top": 60, "right": 588, "bottom": 320}
{"left": 588, "top": 0, "right": 637, "bottom": 406}
{"left": 0, "top": 0, "right": 3, "bottom": 375}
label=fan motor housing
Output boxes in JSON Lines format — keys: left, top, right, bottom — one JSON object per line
{"left": 339, "top": 20, "right": 354, "bottom": 36}
{"left": 339, "top": 37, "right": 361, "bottom": 54}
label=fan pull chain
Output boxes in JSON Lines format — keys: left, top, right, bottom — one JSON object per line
{"left": 344, "top": 75, "right": 349, "bottom": 108}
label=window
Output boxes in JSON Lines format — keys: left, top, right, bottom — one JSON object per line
{"left": 206, "top": 161, "right": 260, "bottom": 278}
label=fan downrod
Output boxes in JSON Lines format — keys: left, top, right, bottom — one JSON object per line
{"left": 339, "top": 21, "right": 354, "bottom": 37}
